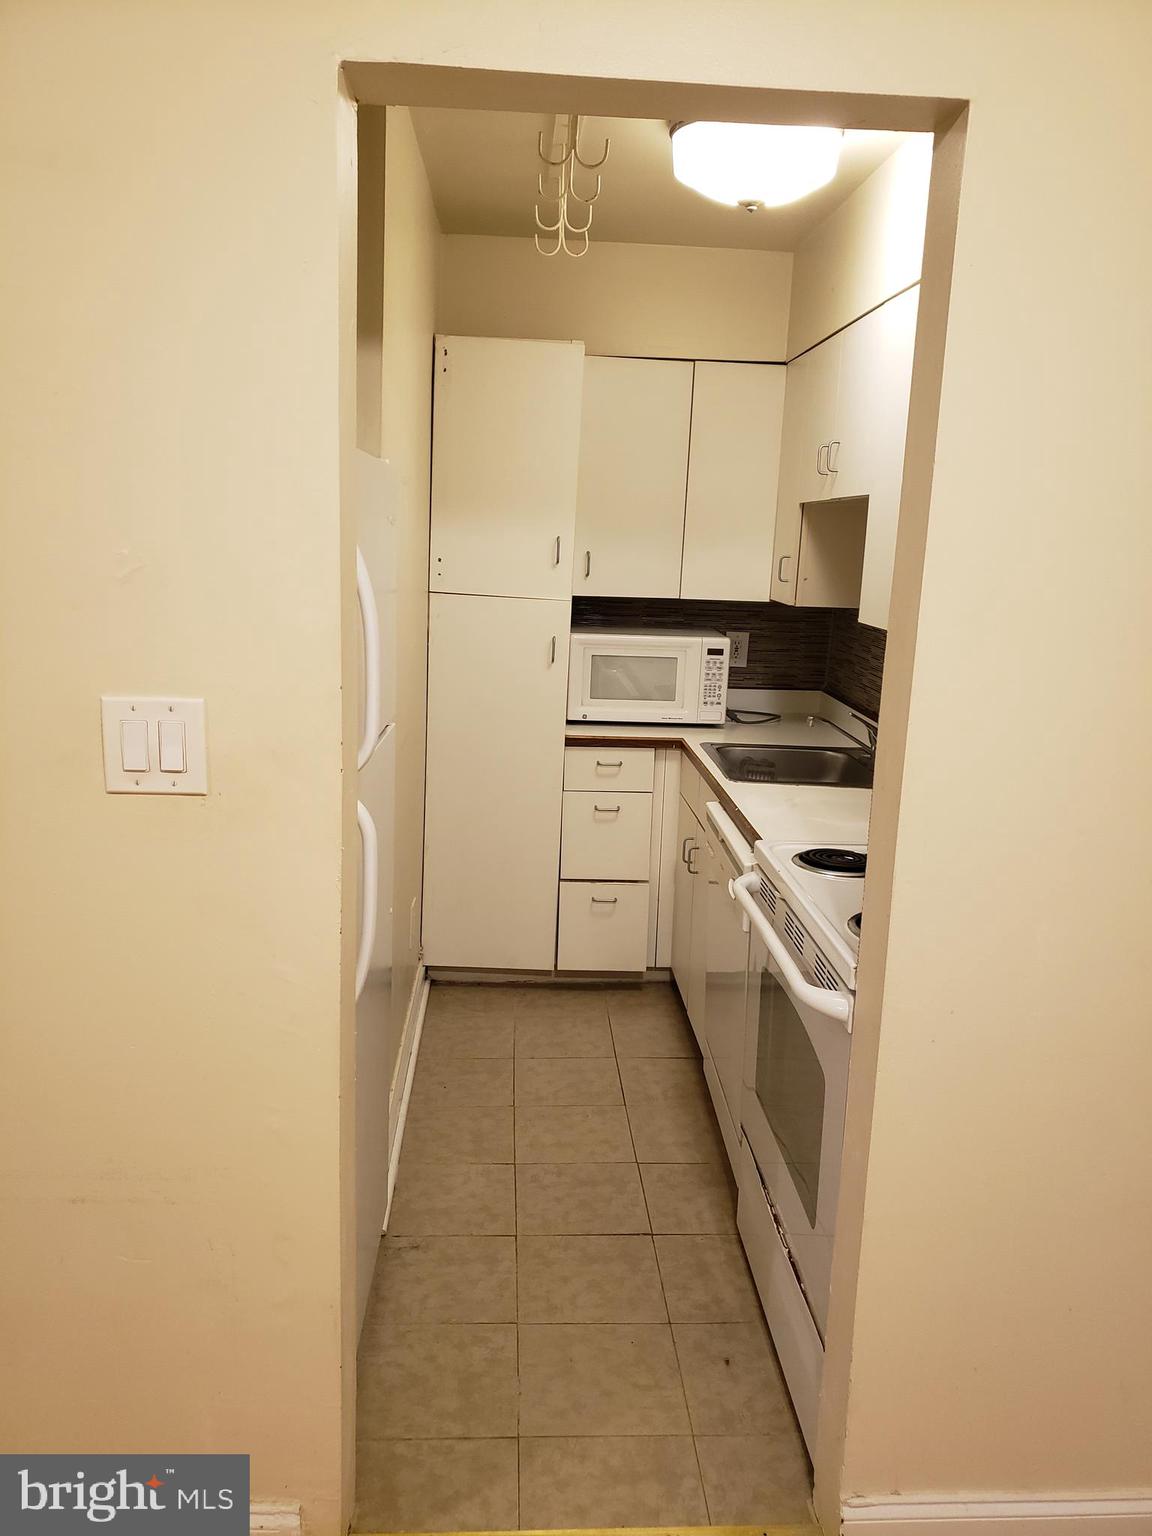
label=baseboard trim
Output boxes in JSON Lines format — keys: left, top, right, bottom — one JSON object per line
{"left": 250, "top": 1504, "right": 301, "bottom": 1535}
{"left": 384, "top": 963, "right": 429, "bottom": 1224}
{"left": 842, "top": 1495, "right": 1152, "bottom": 1535}
{"left": 425, "top": 968, "right": 670, "bottom": 986}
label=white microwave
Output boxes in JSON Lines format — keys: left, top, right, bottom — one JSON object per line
{"left": 567, "top": 629, "right": 730, "bottom": 724}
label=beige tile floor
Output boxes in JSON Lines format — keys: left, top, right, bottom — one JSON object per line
{"left": 355, "top": 982, "right": 812, "bottom": 1532}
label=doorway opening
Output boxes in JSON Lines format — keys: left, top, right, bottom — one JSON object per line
{"left": 346, "top": 58, "right": 963, "bottom": 1536}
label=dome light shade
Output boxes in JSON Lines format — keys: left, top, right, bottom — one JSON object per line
{"left": 670, "top": 122, "right": 843, "bottom": 210}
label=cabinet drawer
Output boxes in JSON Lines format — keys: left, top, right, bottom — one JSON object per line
{"left": 564, "top": 746, "right": 654, "bottom": 793}
{"left": 561, "top": 791, "right": 653, "bottom": 880}
{"left": 558, "top": 882, "right": 650, "bottom": 972}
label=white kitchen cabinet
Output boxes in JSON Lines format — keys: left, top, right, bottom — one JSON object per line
{"left": 558, "top": 882, "right": 649, "bottom": 973}
{"left": 771, "top": 336, "right": 841, "bottom": 604}
{"left": 772, "top": 288, "right": 918, "bottom": 625}
{"left": 679, "top": 752, "right": 706, "bottom": 825}
{"left": 560, "top": 791, "right": 653, "bottom": 881}
{"left": 837, "top": 287, "right": 919, "bottom": 627}
{"left": 670, "top": 792, "right": 706, "bottom": 1045}
{"left": 563, "top": 745, "right": 655, "bottom": 794}
{"left": 430, "top": 335, "right": 584, "bottom": 600}
{"left": 574, "top": 357, "right": 693, "bottom": 598}
{"left": 682, "top": 362, "right": 787, "bottom": 601}
{"left": 423, "top": 592, "right": 570, "bottom": 970}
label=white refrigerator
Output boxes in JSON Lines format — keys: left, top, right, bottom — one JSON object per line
{"left": 354, "top": 450, "right": 398, "bottom": 1336}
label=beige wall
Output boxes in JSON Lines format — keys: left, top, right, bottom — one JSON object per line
{"left": 438, "top": 233, "right": 792, "bottom": 360}
{"left": 0, "top": 9, "right": 352, "bottom": 1533}
{"left": 3, "top": 5, "right": 1152, "bottom": 1533}
{"left": 378, "top": 108, "right": 439, "bottom": 1067}
{"left": 788, "top": 135, "right": 932, "bottom": 357}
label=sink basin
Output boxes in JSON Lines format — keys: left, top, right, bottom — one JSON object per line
{"left": 701, "top": 742, "right": 874, "bottom": 788}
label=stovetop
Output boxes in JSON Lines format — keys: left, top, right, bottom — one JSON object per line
{"left": 754, "top": 840, "right": 866, "bottom": 988}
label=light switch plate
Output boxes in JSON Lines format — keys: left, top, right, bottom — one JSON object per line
{"left": 727, "top": 631, "right": 750, "bottom": 668}
{"left": 101, "top": 697, "right": 208, "bottom": 794}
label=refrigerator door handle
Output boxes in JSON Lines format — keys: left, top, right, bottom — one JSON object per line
{"left": 356, "top": 800, "right": 378, "bottom": 1001}
{"left": 356, "top": 547, "right": 382, "bottom": 770}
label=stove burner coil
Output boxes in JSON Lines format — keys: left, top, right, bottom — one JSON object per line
{"left": 792, "top": 847, "right": 867, "bottom": 877}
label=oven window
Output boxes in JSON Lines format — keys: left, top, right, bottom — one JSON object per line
{"left": 590, "top": 653, "right": 678, "bottom": 702}
{"left": 756, "top": 971, "right": 826, "bottom": 1227}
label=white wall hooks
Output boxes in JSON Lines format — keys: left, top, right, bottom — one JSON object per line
{"left": 534, "top": 113, "right": 611, "bottom": 257}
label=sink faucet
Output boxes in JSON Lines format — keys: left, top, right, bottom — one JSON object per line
{"left": 849, "top": 711, "right": 879, "bottom": 754}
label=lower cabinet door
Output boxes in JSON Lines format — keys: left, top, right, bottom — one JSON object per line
{"left": 424, "top": 593, "right": 569, "bottom": 970}
{"left": 558, "top": 882, "right": 649, "bottom": 972}
{"left": 671, "top": 795, "right": 699, "bottom": 1009}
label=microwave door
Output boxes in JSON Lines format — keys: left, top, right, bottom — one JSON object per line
{"left": 589, "top": 650, "right": 682, "bottom": 704}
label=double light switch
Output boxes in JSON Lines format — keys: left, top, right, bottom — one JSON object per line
{"left": 101, "top": 697, "right": 207, "bottom": 794}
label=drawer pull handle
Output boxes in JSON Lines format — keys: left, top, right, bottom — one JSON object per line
{"left": 591, "top": 896, "right": 619, "bottom": 905}
{"left": 596, "top": 759, "right": 623, "bottom": 768}
{"left": 593, "top": 804, "right": 621, "bottom": 814}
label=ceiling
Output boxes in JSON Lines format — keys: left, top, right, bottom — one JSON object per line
{"left": 410, "top": 109, "right": 909, "bottom": 253}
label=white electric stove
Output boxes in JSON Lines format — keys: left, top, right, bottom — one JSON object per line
{"left": 754, "top": 840, "right": 866, "bottom": 988}
{"left": 732, "top": 836, "right": 866, "bottom": 1456}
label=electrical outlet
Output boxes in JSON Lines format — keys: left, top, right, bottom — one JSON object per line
{"left": 727, "top": 631, "right": 750, "bottom": 668}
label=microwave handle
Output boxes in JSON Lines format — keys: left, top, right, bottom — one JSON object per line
{"left": 730, "top": 873, "right": 851, "bottom": 1024}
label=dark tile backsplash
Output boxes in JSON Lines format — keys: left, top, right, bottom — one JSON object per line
{"left": 825, "top": 608, "right": 886, "bottom": 718}
{"left": 572, "top": 596, "right": 885, "bottom": 719}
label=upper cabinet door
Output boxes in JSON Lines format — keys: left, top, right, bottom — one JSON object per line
{"left": 574, "top": 356, "right": 693, "bottom": 598}
{"left": 430, "top": 335, "right": 585, "bottom": 599}
{"left": 681, "top": 362, "right": 786, "bottom": 602}
{"left": 771, "top": 336, "right": 841, "bottom": 605}
{"left": 835, "top": 287, "right": 919, "bottom": 628}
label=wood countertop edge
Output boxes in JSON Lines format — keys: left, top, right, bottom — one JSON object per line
{"left": 564, "top": 731, "right": 761, "bottom": 849}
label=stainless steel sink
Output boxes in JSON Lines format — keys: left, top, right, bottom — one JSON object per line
{"left": 701, "top": 742, "right": 874, "bottom": 788}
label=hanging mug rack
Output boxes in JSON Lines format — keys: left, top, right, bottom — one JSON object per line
{"left": 534, "top": 113, "right": 611, "bottom": 257}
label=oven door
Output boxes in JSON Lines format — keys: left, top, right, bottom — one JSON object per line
{"left": 568, "top": 637, "right": 700, "bottom": 722}
{"left": 734, "top": 884, "right": 851, "bottom": 1342}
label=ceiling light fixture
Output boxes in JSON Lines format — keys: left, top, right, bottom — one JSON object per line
{"left": 669, "top": 121, "right": 843, "bottom": 211}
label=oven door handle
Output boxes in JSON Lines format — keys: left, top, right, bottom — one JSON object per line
{"left": 730, "top": 873, "right": 851, "bottom": 1024}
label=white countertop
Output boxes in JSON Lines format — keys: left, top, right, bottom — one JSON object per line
{"left": 566, "top": 707, "right": 873, "bottom": 849}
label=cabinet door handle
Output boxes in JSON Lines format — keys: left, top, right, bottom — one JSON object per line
{"left": 553, "top": 535, "right": 562, "bottom": 566}
{"left": 549, "top": 634, "right": 557, "bottom": 666}
{"left": 584, "top": 549, "right": 591, "bottom": 579}
{"left": 777, "top": 554, "right": 792, "bottom": 583}
{"left": 681, "top": 835, "right": 693, "bottom": 865}
{"left": 591, "top": 895, "right": 619, "bottom": 905}
{"left": 687, "top": 843, "right": 699, "bottom": 874}
{"left": 593, "top": 804, "right": 621, "bottom": 814}
{"left": 827, "top": 439, "right": 840, "bottom": 473}
{"left": 817, "top": 442, "right": 828, "bottom": 476}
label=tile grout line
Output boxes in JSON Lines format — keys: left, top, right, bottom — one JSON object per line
{"left": 612, "top": 993, "right": 715, "bottom": 1525}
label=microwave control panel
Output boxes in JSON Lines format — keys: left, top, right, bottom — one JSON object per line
{"left": 701, "top": 646, "right": 728, "bottom": 719}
